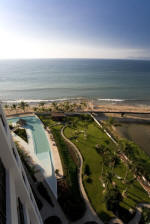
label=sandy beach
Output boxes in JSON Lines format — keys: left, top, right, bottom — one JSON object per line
{"left": 94, "top": 103, "right": 150, "bottom": 113}
{"left": 3, "top": 99, "right": 150, "bottom": 117}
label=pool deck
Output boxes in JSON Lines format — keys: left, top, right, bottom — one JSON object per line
{"left": 8, "top": 115, "right": 63, "bottom": 198}
{"left": 45, "top": 128, "right": 63, "bottom": 179}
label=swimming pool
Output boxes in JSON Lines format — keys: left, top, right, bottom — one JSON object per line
{"left": 8, "top": 116, "right": 57, "bottom": 197}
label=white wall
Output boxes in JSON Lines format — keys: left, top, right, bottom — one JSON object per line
{"left": 0, "top": 105, "right": 43, "bottom": 224}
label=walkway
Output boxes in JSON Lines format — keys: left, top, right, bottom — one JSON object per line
{"left": 46, "top": 127, "right": 64, "bottom": 179}
{"left": 61, "top": 126, "right": 103, "bottom": 224}
{"left": 108, "top": 218, "right": 124, "bottom": 224}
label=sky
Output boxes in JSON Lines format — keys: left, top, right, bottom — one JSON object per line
{"left": 0, "top": 0, "right": 150, "bottom": 59}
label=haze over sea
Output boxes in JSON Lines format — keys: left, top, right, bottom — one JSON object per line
{"left": 1, "top": 59, "right": 150, "bottom": 105}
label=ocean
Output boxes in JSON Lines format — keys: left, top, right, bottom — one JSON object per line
{"left": 0, "top": 58, "right": 150, "bottom": 105}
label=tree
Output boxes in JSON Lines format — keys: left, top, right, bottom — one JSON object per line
{"left": 33, "top": 107, "right": 37, "bottom": 112}
{"left": 64, "top": 102, "right": 70, "bottom": 111}
{"left": 105, "top": 187, "right": 123, "bottom": 212}
{"left": 86, "top": 177, "right": 92, "bottom": 183}
{"left": 72, "top": 103, "right": 77, "bottom": 111}
{"left": 55, "top": 169, "right": 59, "bottom": 175}
{"left": 141, "top": 207, "right": 150, "bottom": 224}
{"left": 4, "top": 104, "right": 8, "bottom": 109}
{"left": 122, "top": 177, "right": 135, "bottom": 197}
{"left": 110, "top": 155, "right": 120, "bottom": 174}
{"left": 39, "top": 102, "right": 45, "bottom": 111}
{"left": 39, "top": 102, "right": 45, "bottom": 107}
{"left": 18, "top": 101, "right": 27, "bottom": 112}
{"left": 104, "top": 170, "right": 114, "bottom": 190}
{"left": 25, "top": 103, "right": 29, "bottom": 111}
{"left": 81, "top": 101, "right": 87, "bottom": 110}
{"left": 135, "top": 164, "right": 145, "bottom": 177}
{"left": 12, "top": 104, "right": 17, "bottom": 112}
{"left": 95, "top": 144, "right": 106, "bottom": 155}
{"left": 103, "top": 152, "right": 114, "bottom": 167}
{"left": 84, "top": 164, "right": 91, "bottom": 176}
{"left": 123, "top": 163, "right": 129, "bottom": 183}
{"left": 52, "top": 102, "right": 57, "bottom": 111}
{"left": 113, "top": 156, "right": 120, "bottom": 168}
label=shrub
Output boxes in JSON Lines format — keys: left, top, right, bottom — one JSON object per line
{"left": 105, "top": 188, "right": 123, "bottom": 213}
{"left": 140, "top": 207, "right": 150, "bottom": 224}
{"left": 16, "top": 145, "right": 36, "bottom": 182}
{"left": 51, "top": 128, "right": 86, "bottom": 221}
{"left": 84, "top": 164, "right": 91, "bottom": 176}
{"left": 9, "top": 124, "right": 14, "bottom": 130}
{"left": 86, "top": 177, "right": 92, "bottom": 183}
{"left": 14, "top": 128, "right": 28, "bottom": 143}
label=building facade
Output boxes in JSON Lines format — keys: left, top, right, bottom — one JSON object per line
{"left": 0, "top": 104, "right": 43, "bottom": 224}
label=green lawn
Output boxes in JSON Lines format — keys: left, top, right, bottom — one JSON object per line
{"left": 38, "top": 115, "right": 86, "bottom": 221}
{"left": 63, "top": 115, "right": 150, "bottom": 222}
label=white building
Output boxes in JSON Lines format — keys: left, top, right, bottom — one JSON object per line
{"left": 0, "top": 104, "right": 43, "bottom": 224}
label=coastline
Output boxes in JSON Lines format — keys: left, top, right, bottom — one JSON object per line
{"left": 2, "top": 98, "right": 150, "bottom": 116}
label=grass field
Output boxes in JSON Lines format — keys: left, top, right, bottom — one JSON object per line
{"left": 38, "top": 116, "right": 86, "bottom": 221}
{"left": 63, "top": 115, "right": 150, "bottom": 222}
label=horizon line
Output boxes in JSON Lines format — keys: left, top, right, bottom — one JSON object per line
{"left": 0, "top": 57, "right": 150, "bottom": 61}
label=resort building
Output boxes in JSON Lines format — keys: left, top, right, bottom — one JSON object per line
{"left": 0, "top": 104, "right": 43, "bottom": 224}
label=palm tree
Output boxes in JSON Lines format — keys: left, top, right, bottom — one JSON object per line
{"left": 33, "top": 107, "right": 37, "bottom": 112}
{"left": 52, "top": 102, "right": 57, "bottom": 111}
{"left": 71, "top": 103, "right": 76, "bottom": 111}
{"left": 135, "top": 164, "right": 144, "bottom": 177}
{"left": 113, "top": 156, "right": 120, "bottom": 168}
{"left": 122, "top": 177, "right": 135, "bottom": 197}
{"left": 19, "top": 101, "right": 26, "bottom": 112}
{"left": 38, "top": 102, "right": 45, "bottom": 111}
{"left": 105, "top": 186, "right": 123, "bottom": 212}
{"left": 95, "top": 144, "right": 105, "bottom": 155}
{"left": 64, "top": 102, "right": 70, "bottom": 111}
{"left": 12, "top": 104, "right": 17, "bottom": 112}
{"left": 104, "top": 170, "right": 114, "bottom": 190}
{"left": 123, "top": 163, "right": 129, "bottom": 183}
{"left": 82, "top": 101, "right": 87, "bottom": 110}
{"left": 25, "top": 103, "right": 29, "bottom": 111}
{"left": 110, "top": 154, "right": 120, "bottom": 174}
{"left": 4, "top": 104, "right": 8, "bottom": 109}
{"left": 39, "top": 102, "right": 45, "bottom": 107}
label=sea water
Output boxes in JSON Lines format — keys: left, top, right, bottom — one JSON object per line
{"left": 0, "top": 58, "right": 150, "bottom": 105}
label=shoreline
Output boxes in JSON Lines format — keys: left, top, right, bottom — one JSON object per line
{"left": 1, "top": 96, "right": 150, "bottom": 105}
{"left": 2, "top": 98, "right": 150, "bottom": 116}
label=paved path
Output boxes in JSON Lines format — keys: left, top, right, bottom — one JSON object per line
{"left": 46, "top": 127, "right": 64, "bottom": 178}
{"left": 61, "top": 126, "right": 103, "bottom": 224}
{"left": 91, "top": 114, "right": 118, "bottom": 145}
{"left": 108, "top": 218, "right": 124, "bottom": 224}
